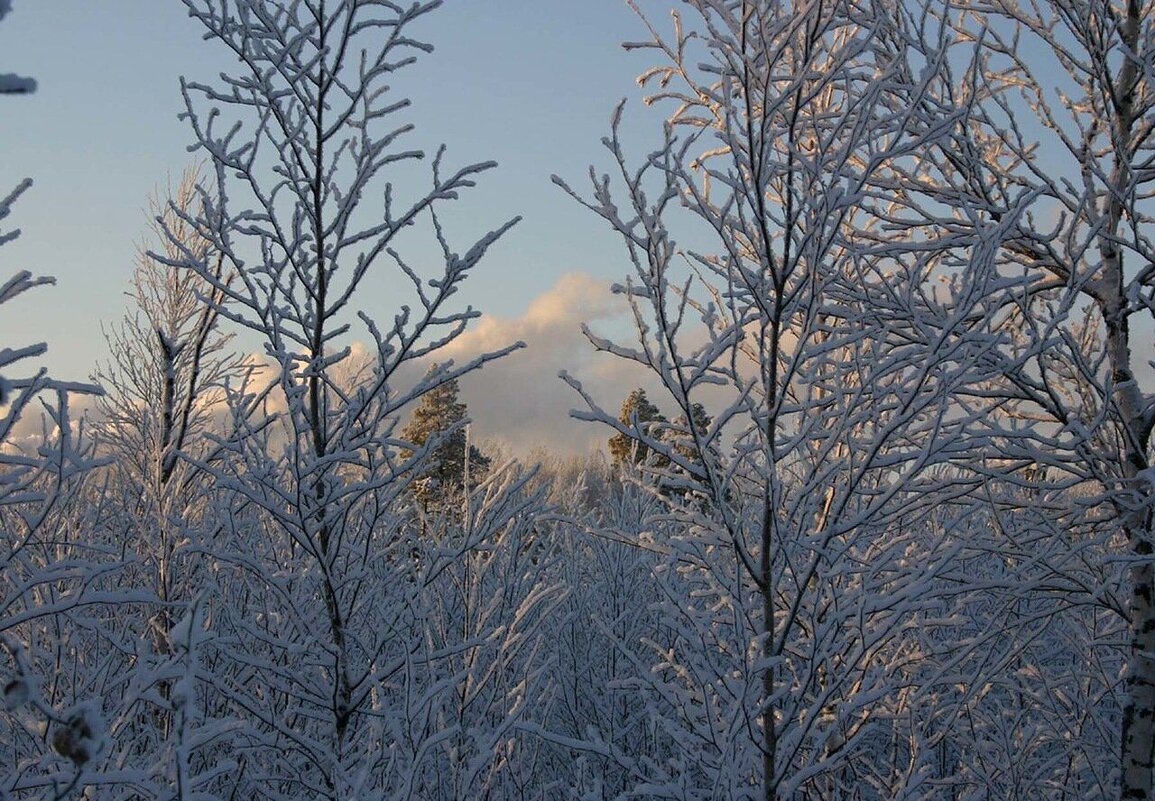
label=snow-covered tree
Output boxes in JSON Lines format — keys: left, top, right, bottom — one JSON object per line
{"left": 530, "top": 472, "right": 671, "bottom": 800}
{"left": 155, "top": 1, "right": 550, "bottom": 796}
{"left": 95, "top": 168, "right": 237, "bottom": 494}
{"left": 93, "top": 168, "right": 239, "bottom": 621}
{"left": 889, "top": 0, "right": 1155, "bottom": 792}
{"left": 75, "top": 170, "right": 249, "bottom": 799}
{"left": 556, "top": 0, "right": 1026, "bottom": 796}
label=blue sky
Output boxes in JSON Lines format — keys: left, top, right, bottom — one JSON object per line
{"left": 4, "top": 3, "right": 1148, "bottom": 456}
{"left": 0, "top": 1, "right": 665, "bottom": 391}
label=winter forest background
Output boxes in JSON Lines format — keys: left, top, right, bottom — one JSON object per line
{"left": 2, "top": 0, "right": 1155, "bottom": 799}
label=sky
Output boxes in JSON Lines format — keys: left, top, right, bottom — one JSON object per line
{"left": 0, "top": 1, "right": 680, "bottom": 455}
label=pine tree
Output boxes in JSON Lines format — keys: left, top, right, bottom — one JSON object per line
{"left": 401, "top": 368, "right": 489, "bottom": 505}
{"left": 608, "top": 388, "right": 668, "bottom": 468}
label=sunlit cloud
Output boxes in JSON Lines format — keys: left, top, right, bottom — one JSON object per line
{"left": 436, "top": 272, "right": 665, "bottom": 456}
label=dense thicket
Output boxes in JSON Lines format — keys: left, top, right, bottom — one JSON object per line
{"left": 2, "top": 0, "right": 1153, "bottom": 799}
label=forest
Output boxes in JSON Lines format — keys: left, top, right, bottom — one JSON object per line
{"left": 2, "top": 0, "right": 1154, "bottom": 799}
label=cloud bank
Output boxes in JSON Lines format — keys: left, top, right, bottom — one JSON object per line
{"left": 436, "top": 273, "right": 662, "bottom": 457}
{"left": 0, "top": 274, "right": 666, "bottom": 462}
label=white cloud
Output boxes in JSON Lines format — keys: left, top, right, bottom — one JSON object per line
{"left": 436, "top": 272, "right": 664, "bottom": 456}
{"left": 51, "top": 274, "right": 677, "bottom": 460}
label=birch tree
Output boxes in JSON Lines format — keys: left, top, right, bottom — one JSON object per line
{"left": 900, "top": 0, "right": 1155, "bottom": 793}
{"left": 0, "top": 251, "right": 110, "bottom": 797}
{"left": 529, "top": 469, "right": 672, "bottom": 800}
{"left": 556, "top": 0, "right": 1022, "bottom": 796}
{"left": 94, "top": 169, "right": 238, "bottom": 625}
{"left": 160, "top": 1, "right": 550, "bottom": 796}
{"left": 78, "top": 170, "right": 249, "bottom": 799}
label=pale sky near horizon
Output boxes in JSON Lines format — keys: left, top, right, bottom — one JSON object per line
{"left": 0, "top": 1, "right": 680, "bottom": 454}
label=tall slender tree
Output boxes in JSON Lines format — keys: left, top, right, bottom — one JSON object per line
{"left": 894, "top": 0, "right": 1155, "bottom": 792}
{"left": 557, "top": 0, "right": 1023, "bottom": 796}
{"left": 160, "top": 1, "right": 550, "bottom": 796}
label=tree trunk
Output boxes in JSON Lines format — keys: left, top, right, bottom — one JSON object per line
{"left": 1123, "top": 558, "right": 1155, "bottom": 799}
{"left": 762, "top": 485, "right": 777, "bottom": 801}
